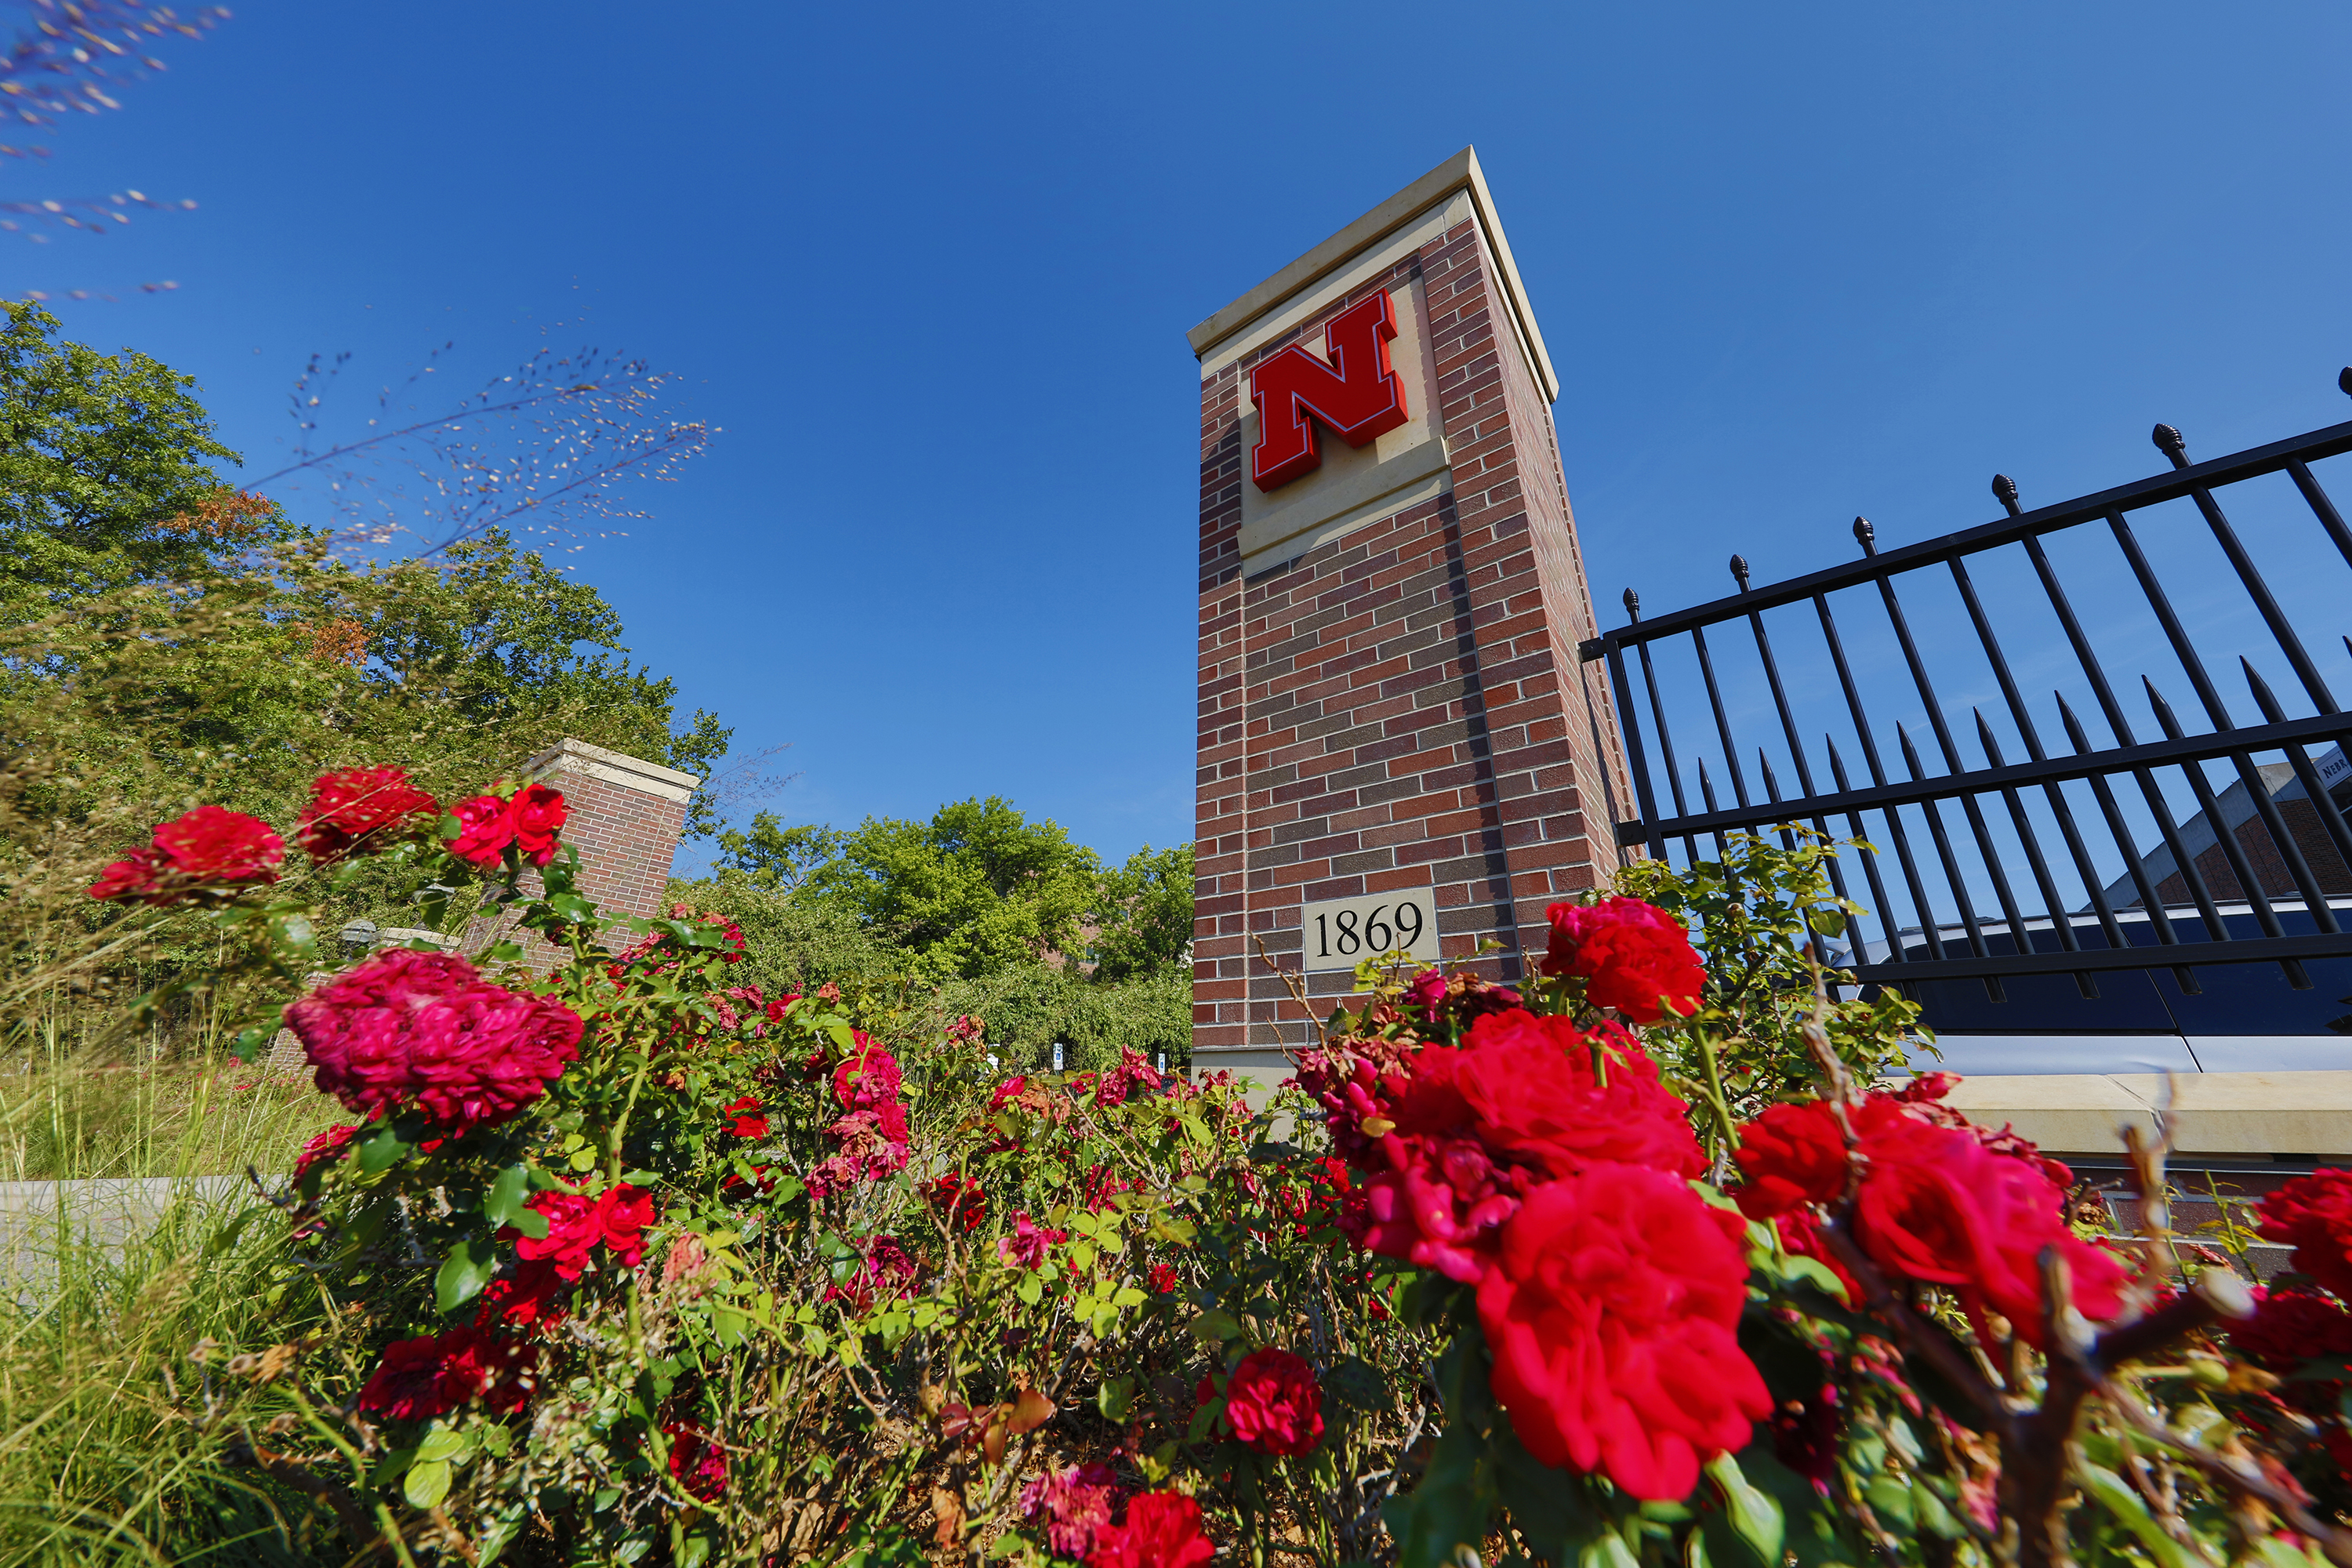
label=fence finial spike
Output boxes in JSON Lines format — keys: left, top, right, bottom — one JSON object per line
{"left": 1973, "top": 708, "right": 2006, "bottom": 766}
{"left": 1730, "top": 554, "right": 1750, "bottom": 593}
{"left": 2055, "top": 691, "right": 2091, "bottom": 751}
{"left": 2339, "top": 366, "right": 2352, "bottom": 398}
{"left": 1852, "top": 516, "right": 1877, "bottom": 556}
{"left": 2241, "top": 657, "right": 2286, "bottom": 722}
{"left": 1824, "top": 733, "right": 1853, "bottom": 790}
{"left": 1991, "top": 474, "right": 2021, "bottom": 517}
{"left": 1622, "top": 586, "right": 1642, "bottom": 621}
{"left": 2143, "top": 675, "right": 2184, "bottom": 737}
{"left": 2152, "top": 423, "right": 2190, "bottom": 468}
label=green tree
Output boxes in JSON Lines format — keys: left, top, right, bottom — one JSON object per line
{"left": 1090, "top": 841, "right": 1195, "bottom": 982}
{"left": 804, "top": 797, "right": 1102, "bottom": 980}
{"left": 710, "top": 811, "right": 848, "bottom": 895}
{"left": 0, "top": 302, "right": 263, "bottom": 619}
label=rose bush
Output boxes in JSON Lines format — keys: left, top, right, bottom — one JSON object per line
{"left": 108, "top": 814, "right": 2352, "bottom": 1568}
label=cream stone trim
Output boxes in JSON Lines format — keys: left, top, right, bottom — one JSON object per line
{"left": 1936, "top": 1069, "right": 2352, "bottom": 1155}
{"left": 523, "top": 737, "right": 701, "bottom": 804}
{"left": 1239, "top": 457, "right": 1451, "bottom": 579}
{"left": 1188, "top": 147, "right": 1559, "bottom": 404}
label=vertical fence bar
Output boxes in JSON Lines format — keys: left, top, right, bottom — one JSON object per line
{"left": 1690, "top": 626, "right": 1751, "bottom": 808}
{"left": 2156, "top": 423, "right": 2339, "bottom": 715}
{"left": 1602, "top": 634, "right": 1668, "bottom": 865}
{"left": 1825, "top": 735, "right": 1907, "bottom": 967}
{"left": 1858, "top": 528, "right": 2031, "bottom": 959}
{"left": 1735, "top": 559, "right": 1860, "bottom": 927}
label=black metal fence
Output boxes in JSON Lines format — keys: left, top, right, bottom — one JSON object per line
{"left": 1581, "top": 372, "right": 2352, "bottom": 1008}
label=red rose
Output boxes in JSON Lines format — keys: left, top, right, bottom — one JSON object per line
{"left": 1772, "top": 1207, "right": 1861, "bottom": 1304}
{"left": 1736, "top": 1094, "right": 2125, "bottom": 1345}
{"left": 1022, "top": 1462, "right": 1117, "bottom": 1559}
{"left": 358, "top": 1324, "right": 532, "bottom": 1421}
{"left": 1477, "top": 1162, "right": 1770, "bottom": 1501}
{"left": 834, "top": 1036, "right": 903, "bottom": 1111}
{"left": 474, "top": 1258, "right": 568, "bottom": 1334}
{"left": 1088, "top": 1492, "right": 1216, "bottom": 1568}
{"left": 154, "top": 804, "right": 283, "bottom": 884}
{"left": 1447, "top": 1009, "right": 1706, "bottom": 1178}
{"left": 284, "top": 949, "right": 582, "bottom": 1133}
{"left": 445, "top": 793, "right": 516, "bottom": 869}
{"left": 1404, "top": 967, "right": 1448, "bottom": 1023}
{"left": 1732, "top": 1100, "right": 1851, "bottom": 1218}
{"left": 822, "top": 1236, "right": 920, "bottom": 1312}
{"left": 89, "top": 848, "right": 165, "bottom": 903}
{"left": 665, "top": 1421, "right": 728, "bottom": 1503}
{"left": 1343, "top": 1130, "right": 1534, "bottom": 1283}
{"left": 1148, "top": 1262, "right": 1180, "bottom": 1294}
{"left": 357, "top": 1335, "right": 455, "bottom": 1421}
{"left": 599, "top": 1184, "right": 655, "bottom": 1269}
{"left": 2229, "top": 1288, "right": 2352, "bottom": 1377}
{"left": 432, "top": 1322, "right": 535, "bottom": 1414}
{"left": 1541, "top": 898, "right": 1706, "bottom": 1022}
{"left": 927, "top": 1173, "right": 986, "bottom": 1232}
{"left": 1852, "top": 1110, "right": 2125, "bottom": 1345}
{"left": 509, "top": 782, "right": 568, "bottom": 866}
{"left": 514, "top": 1191, "right": 602, "bottom": 1280}
{"left": 724, "top": 1095, "right": 770, "bottom": 1140}
{"left": 89, "top": 804, "right": 284, "bottom": 904}
{"left": 1215, "top": 1347, "right": 1323, "bottom": 1457}
{"left": 998, "top": 1211, "right": 1067, "bottom": 1269}
{"left": 292, "top": 1123, "right": 359, "bottom": 1182}
{"left": 298, "top": 766, "right": 440, "bottom": 862}
{"left": 2258, "top": 1169, "right": 2352, "bottom": 1300}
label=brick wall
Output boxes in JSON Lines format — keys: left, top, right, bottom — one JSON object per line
{"left": 2153, "top": 797, "right": 2352, "bottom": 906}
{"left": 471, "top": 739, "right": 700, "bottom": 967}
{"left": 1192, "top": 162, "right": 1632, "bottom": 1058}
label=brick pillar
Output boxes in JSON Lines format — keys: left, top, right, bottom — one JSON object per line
{"left": 524, "top": 739, "right": 700, "bottom": 921}
{"left": 1189, "top": 147, "right": 1635, "bottom": 1080}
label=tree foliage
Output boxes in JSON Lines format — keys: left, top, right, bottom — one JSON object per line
{"left": 0, "top": 301, "right": 260, "bottom": 615}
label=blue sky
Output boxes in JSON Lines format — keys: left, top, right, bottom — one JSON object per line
{"left": 16, "top": 2, "right": 2352, "bottom": 875}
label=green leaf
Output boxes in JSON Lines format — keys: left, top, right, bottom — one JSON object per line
{"left": 2077, "top": 1463, "right": 2210, "bottom": 1568}
{"left": 1189, "top": 1308, "right": 1241, "bottom": 1344}
{"left": 1098, "top": 1375, "right": 1136, "bottom": 1421}
{"left": 547, "top": 893, "right": 597, "bottom": 923}
{"left": 1385, "top": 1318, "right": 1497, "bottom": 1568}
{"left": 1491, "top": 1418, "right": 1607, "bottom": 1563}
{"left": 355, "top": 1123, "right": 412, "bottom": 1174}
{"left": 1325, "top": 1356, "right": 1387, "bottom": 1411}
{"left": 1806, "top": 908, "right": 1847, "bottom": 936}
{"left": 413, "top": 1425, "right": 470, "bottom": 1463}
{"left": 484, "top": 1164, "right": 532, "bottom": 1229}
{"left": 1708, "top": 1454, "right": 1785, "bottom": 1566}
{"left": 1576, "top": 1529, "right": 1641, "bottom": 1568}
{"left": 435, "top": 1238, "right": 499, "bottom": 1312}
{"left": 404, "top": 1457, "right": 452, "bottom": 1510}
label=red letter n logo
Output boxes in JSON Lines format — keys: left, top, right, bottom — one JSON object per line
{"left": 1247, "top": 289, "right": 1412, "bottom": 492}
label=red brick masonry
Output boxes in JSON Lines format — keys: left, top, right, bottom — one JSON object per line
{"left": 1192, "top": 160, "right": 1635, "bottom": 1056}
{"left": 470, "top": 739, "right": 699, "bottom": 969}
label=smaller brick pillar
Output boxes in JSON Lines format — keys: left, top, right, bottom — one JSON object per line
{"left": 523, "top": 739, "right": 701, "bottom": 920}
{"left": 461, "top": 739, "right": 702, "bottom": 968}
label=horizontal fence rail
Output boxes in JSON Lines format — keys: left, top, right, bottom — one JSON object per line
{"left": 1583, "top": 373, "right": 2352, "bottom": 1003}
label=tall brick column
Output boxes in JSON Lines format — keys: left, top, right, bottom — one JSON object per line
{"left": 524, "top": 738, "right": 700, "bottom": 920}
{"left": 1190, "top": 147, "right": 1635, "bottom": 1080}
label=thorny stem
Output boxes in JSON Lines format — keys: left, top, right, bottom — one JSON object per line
{"left": 1251, "top": 935, "right": 1324, "bottom": 1061}
{"left": 1686, "top": 1021, "right": 1738, "bottom": 1156}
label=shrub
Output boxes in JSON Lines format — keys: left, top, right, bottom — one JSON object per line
{"left": 46, "top": 808, "right": 2352, "bottom": 1568}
